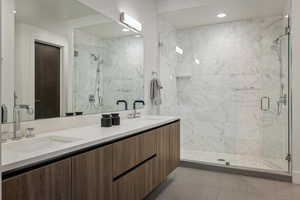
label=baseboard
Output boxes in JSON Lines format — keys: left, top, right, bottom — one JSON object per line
{"left": 293, "top": 170, "right": 300, "bottom": 184}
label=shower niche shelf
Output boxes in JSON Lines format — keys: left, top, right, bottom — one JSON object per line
{"left": 176, "top": 74, "right": 192, "bottom": 79}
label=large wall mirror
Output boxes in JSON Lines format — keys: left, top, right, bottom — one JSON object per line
{"left": 1, "top": 0, "right": 144, "bottom": 123}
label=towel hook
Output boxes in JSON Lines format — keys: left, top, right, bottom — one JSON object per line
{"left": 152, "top": 71, "right": 158, "bottom": 78}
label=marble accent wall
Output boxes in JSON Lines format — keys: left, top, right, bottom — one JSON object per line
{"left": 73, "top": 30, "right": 144, "bottom": 114}
{"left": 159, "top": 16, "right": 289, "bottom": 162}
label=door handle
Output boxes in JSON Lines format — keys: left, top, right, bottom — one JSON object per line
{"left": 261, "top": 96, "right": 270, "bottom": 111}
{"left": 35, "top": 99, "right": 41, "bottom": 103}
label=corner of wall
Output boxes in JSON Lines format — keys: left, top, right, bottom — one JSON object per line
{"left": 293, "top": 170, "right": 300, "bottom": 184}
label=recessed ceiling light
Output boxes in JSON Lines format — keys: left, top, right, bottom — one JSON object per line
{"left": 12, "top": 10, "right": 17, "bottom": 14}
{"left": 122, "top": 28, "right": 130, "bottom": 32}
{"left": 195, "top": 59, "right": 200, "bottom": 65}
{"left": 217, "top": 13, "right": 227, "bottom": 18}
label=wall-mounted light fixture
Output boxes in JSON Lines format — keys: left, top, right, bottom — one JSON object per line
{"left": 120, "top": 12, "right": 142, "bottom": 32}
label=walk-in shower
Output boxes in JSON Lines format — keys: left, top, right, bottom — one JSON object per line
{"left": 159, "top": 1, "right": 292, "bottom": 175}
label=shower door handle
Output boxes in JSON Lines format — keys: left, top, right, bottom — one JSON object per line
{"left": 261, "top": 96, "right": 270, "bottom": 111}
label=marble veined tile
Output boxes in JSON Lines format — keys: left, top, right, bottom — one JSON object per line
{"left": 159, "top": 16, "right": 289, "bottom": 171}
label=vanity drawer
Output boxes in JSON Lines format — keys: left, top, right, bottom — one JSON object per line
{"left": 137, "top": 129, "right": 157, "bottom": 162}
{"left": 113, "top": 129, "right": 156, "bottom": 177}
{"left": 113, "top": 157, "right": 156, "bottom": 200}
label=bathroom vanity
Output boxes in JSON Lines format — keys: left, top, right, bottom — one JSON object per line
{"left": 2, "top": 117, "right": 180, "bottom": 200}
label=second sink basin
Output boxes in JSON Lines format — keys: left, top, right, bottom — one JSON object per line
{"left": 4, "top": 136, "right": 82, "bottom": 154}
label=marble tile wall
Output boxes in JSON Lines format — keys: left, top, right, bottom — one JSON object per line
{"left": 159, "top": 16, "right": 289, "bottom": 164}
{"left": 73, "top": 30, "right": 144, "bottom": 114}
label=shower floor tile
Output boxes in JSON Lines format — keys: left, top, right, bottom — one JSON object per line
{"left": 181, "top": 150, "right": 288, "bottom": 173}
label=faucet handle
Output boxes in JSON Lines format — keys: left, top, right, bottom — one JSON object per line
{"left": 25, "top": 128, "right": 35, "bottom": 138}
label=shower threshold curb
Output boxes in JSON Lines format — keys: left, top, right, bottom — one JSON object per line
{"left": 180, "top": 160, "right": 292, "bottom": 182}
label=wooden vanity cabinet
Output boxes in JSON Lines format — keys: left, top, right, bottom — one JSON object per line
{"left": 3, "top": 159, "right": 72, "bottom": 200}
{"left": 71, "top": 145, "right": 113, "bottom": 200}
{"left": 2, "top": 121, "right": 180, "bottom": 200}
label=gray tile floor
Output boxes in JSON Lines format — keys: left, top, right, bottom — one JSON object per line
{"left": 146, "top": 167, "right": 300, "bottom": 200}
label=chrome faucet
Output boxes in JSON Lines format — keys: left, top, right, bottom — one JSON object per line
{"left": 13, "top": 104, "right": 34, "bottom": 140}
{"left": 12, "top": 93, "right": 34, "bottom": 140}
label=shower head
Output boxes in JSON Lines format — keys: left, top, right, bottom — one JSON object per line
{"left": 273, "top": 27, "right": 290, "bottom": 44}
{"left": 91, "top": 54, "right": 100, "bottom": 61}
{"left": 273, "top": 34, "right": 286, "bottom": 44}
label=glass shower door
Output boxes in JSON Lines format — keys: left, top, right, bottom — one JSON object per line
{"left": 260, "top": 17, "right": 291, "bottom": 173}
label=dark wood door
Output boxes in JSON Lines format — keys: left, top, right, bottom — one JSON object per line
{"left": 72, "top": 145, "right": 113, "bottom": 200}
{"left": 3, "top": 159, "right": 72, "bottom": 200}
{"left": 35, "top": 42, "right": 60, "bottom": 119}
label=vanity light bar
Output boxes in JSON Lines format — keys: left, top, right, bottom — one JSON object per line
{"left": 120, "top": 12, "right": 142, "bottom": 32}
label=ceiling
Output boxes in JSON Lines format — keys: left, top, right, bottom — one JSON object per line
{"left": 15, "top": 0, "right": 102, "bottom": 27}
{"left": 157, "top": 0, "right": 290, "bottom": 29}
{"left": 15, "top": 0, "right": 139, "bottom": 39}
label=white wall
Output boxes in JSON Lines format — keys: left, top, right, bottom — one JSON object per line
{"left": 1, "top": 0, "right": 15, "bottom": 122}
{"left": 292, "top": 0, "right": 300, "bottom": 184}
{"left": 78, "top": 0, "right": 159, "bottom": 113}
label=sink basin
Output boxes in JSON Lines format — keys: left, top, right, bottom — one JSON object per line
{"left": 3, "top": 136, "right": 81, "bottom": 154}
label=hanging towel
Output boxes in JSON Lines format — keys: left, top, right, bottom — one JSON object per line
{"left": 150, "top": 78, "right": 163, "bottom": 105}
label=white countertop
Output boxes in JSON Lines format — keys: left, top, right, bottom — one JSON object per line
{"left": 1, "top": 116, "right": 179, "bottom": 173}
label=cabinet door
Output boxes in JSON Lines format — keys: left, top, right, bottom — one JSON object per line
{"left": 169, "top": 122, "right": 181, "bottom": 171}
{"left": 154, "top": 121, "right": 181, "bottom": 185}
{"left": 72, "top": 145, "right": 113, "bottom": 200}
{"left": 3, "top": 159, "right": 71, "bottom": 200}
{"left": 154, "top": 126, "right": 169, "bottom": 185}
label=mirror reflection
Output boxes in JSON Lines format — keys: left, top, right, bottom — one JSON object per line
{"left": 73, "top": 23, "right": 144, "bottom": 114}
{"left": 0, "top": 0, "right": 144, "bottom": 123}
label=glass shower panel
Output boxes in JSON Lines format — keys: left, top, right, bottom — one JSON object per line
{"left": 260, "top": 17, "right": 290, "bottom": 173}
